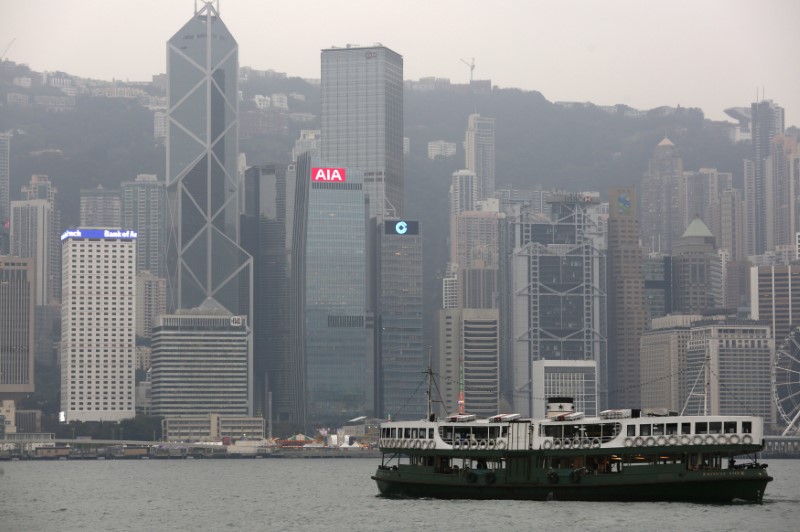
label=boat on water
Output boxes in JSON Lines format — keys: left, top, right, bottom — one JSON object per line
{"left": 372, "top": 397, "right": 772, "bottom": 502}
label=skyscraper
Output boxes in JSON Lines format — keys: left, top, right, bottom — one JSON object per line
{"left": 301, "top": 155, "right": 370, "bottom": 426}
{"left": 0, "top": 133, "right": 10, "bottom": 254}
{"left": 165, "top": 1, "right": 251, "bottom": 320}
{"left": 745, "top": 100, "right": 785, "bottom": 255}
{"left": 60, "top": 228, "right": 137, "bottom": 422}
{"left": 122, "top": 174, "right": 166, "bottom": 277}
{"left": 0, "top": 256, "right": 35, "bottom": 396}
{"left": 465, "top": 114, "right": 495, "bottom": 200}
{"left": 640, "top": 137, "right": 684, "bottom": 254}
{"left": 10, "top": 199, "right": 55, "bottom": 306}
{"left": 508, "top": 193, "right": 606, "bottom": 416}
{"left": 321, "top": 44, "right": 404, "bottom": 219}
{"left": 80, "top": 185, "right": 121, "bottom": 228}
{"left": 374, "top": 218, "right": 424, "bottom": 420}
{"left": 671, "top": 217, "right": 723, "bottom": 314}
{"left": 606, "top": 187, "right": 645, "bottom": 408}
{"left": 19, "top": 175, "right": 60, "bottom": 303}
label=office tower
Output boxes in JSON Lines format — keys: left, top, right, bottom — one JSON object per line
{"left": 136, "top": 270, "right": 166, "bottom": 340}
{"left": 683, "top": 168, "right": 733, "bottom": 229}
{"left": 321, "top": 44, "right": 404, "bottom": 219}
{"left": 442, "top": 263, "right": 458, "bottom": 310}
{"left": 531, "top": 360, "right": 597, "bottom": 418}
{"left": 508, "top": 193, "right": 606, "bottom": 416}
{"left": 0, "top": 256, "right": 35, "bottom": 396}
{"left": 745, "top": 100, "right": 785, "bottom": 255}
{"left": 684, "top": 320, "right": 773, "bottom": 423}
{"left": 122, "top": 174, "right": 166, "bottom": 278}
{"left": 450, "top": 170, "right": 478, "bottom": 217}
{"left": 374, "top": 218, "right": 424, "bottom": 420}
{"left": 10, "top": 199, "right": 55, "bottom": 306}
{"left": 671, "top": 216, "right": 723, "bottom": 314}
{"left": 436, "top": 308, "right": 500, "bottom": 417}
{"left": 0, "top": 133, "right": 9, "bottom": 254}
{"left": 428, "top": 140, "right": 457, "bottom": 160}
{"left": 769, "top": 136, "right": 798, "bottom": 250}
{"left": 709, "top": 188, "right": 746, "bottom": 262}
{"left": 606, "top": 187, "right": 645, "bottom": 408}
{"left": 242, "top": 163, "right": 302, "bottom": 429}
{"left": 150, "top": 302, "right": 248, "bottom": 417}
{"left": 465, "top": 114, "right": 495, "bottom": 200}
{"left": 751, "top": 264, "right": 800, "bottom": 344}
{"left": 639, "top": 314, "right": 700, "bottom": 412}
{"left": 450, "top": 205, "right": 501, "bottom": 309}
{"left": 640, "top": 137, "right": 684, "bottom": 254}
{"left": 19, "top": 175, "right": 60, "bottom": 303}
{"left": 642, "top": 254, "right": 672, "bottom": 328}
{"left": 292, "top": 129, "right": 321, "bottom": 161}
{"left": 301, "top": 154, "right": 370, "bottom": 426}
{"left": 60, "top": 228, "right": 137, "bottom": 422}
{"left": 80, "top": 185, "right": 121, "bottom": 228}
{"left": 165, "top": 1, "right": 252, "bottom": 321}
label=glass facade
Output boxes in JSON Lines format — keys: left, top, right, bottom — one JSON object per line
{"left": 303, "top": 158, "right": 370, "bottom": 425}
{"left": 122, "top": 175, "right": 166, "bottom": 278}
{"left": 376, "top": 219, "right": 424, "bottom": 420}
{"left": 321, "top": 46, "right": 404, "bottom": 219}
{"left": 165, "top": 4, "right": 251, "bottom": 320}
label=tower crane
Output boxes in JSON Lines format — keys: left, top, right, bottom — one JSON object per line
{"left": 460, "top": 57, "right": 475, "bottom": 82}
{"left": 1, "top": 38, "right": 16, "bottom": 61}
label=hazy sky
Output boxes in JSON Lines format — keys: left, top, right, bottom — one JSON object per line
{"left": 3, "top": 0, "right": 798, "bottom": 124}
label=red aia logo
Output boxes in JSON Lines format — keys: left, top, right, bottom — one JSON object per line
{"left": 311, "top": 167, "right": 347, "bottom": 182}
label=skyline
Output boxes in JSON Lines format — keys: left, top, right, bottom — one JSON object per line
{"left": 2, "top": 0, "right": 798, "bottom": 125}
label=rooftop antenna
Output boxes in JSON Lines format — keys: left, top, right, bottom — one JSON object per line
{"left": 461, "top": 57, "right": 475, "bottom": 82}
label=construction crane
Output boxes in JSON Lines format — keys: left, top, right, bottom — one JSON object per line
{"left": 1, "top": 38, "right": 16, "bottom": 61}
{"left": 460, "top": 57, "right": 475, "bottom": 82}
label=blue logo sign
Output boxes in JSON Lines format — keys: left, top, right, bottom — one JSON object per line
{"left": 395, "top": 221, "right": 408, "bottom": 235}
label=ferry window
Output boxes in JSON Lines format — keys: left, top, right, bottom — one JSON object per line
{"left": 652, "top": 424, "right": 664, "bottom": 436}
{"left": 627, "top": 425, "right": 636, "bottom": 437}
{"left": 411, "top": 428, "right": 418, "bottom": 438}
{"left": 742, "top": 422, "right": 752, "bottom": 434}
{"left": 709, "top": 422, "right": 722, "bottom": 434}
{"left": 404, "top": 428, "right": 411, "bottom": 438}
{"left": 544, "top": 425, "right": 561, "bottom": 438}
{"left": 429, "top": 428, "right": 434, "bottom": 439}
{"left": 724, "top": 422, "right": 736, "bottom": 434}
{"left": 640, "top": 425, "right": 651, "bottom": 436}
{"left": 681, "top": 422, "right": 691, "bottom": 434}
{"left": 441, "top": 426, "right": 453, "bottom": 442}
{"left": 695, "top": 422, "right": 708, "bottom": 434}
{"left": 666, "top": 423, "right": 678, "bottom": 435}
{"left": 390, "top": 428, "right": 397, "bottom": 438}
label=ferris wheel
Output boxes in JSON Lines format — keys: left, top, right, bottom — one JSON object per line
{"left": 773, "top": 326, "right": 800, "bottom": 436}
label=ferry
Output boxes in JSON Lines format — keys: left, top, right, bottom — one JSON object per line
{"left": 372, "top": 397, "right": 772, "bottom": 502}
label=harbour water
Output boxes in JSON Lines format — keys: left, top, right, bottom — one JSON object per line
{"left": 1, "top": 458, "right": 797, "bottom": 531}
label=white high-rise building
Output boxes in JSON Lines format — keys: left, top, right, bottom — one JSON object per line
{"left": 60, "top": 228, "right": 137, "bottom": 422}
{"left": 465, "top": 114, "right": 495, "bottom": 200}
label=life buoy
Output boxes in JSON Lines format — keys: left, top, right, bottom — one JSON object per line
{"left": 705, "top": 435, "right": 715, "bottom": 445}
{"left": 496, "top": 440, "right": 506, "bottom": 450}
{"left": 553, "top": 438, "right": 562, "bottom": 449}
{"left": 573, "top": 438, "right": 581, "bottom": 449}
{"left": 656, "top": 436, "right": 667, "bottom": 446}
{"left": 718, "top": 435, "right": 728, "bottom": 445}
{"left": 548, "top": 472, "right": 559, "bottom": 484}
{"left": 729, "top": 434, "right": 740, "bottom": 444}
{"left": 680, "top": 435, "right": 691, "bottom": 445}
{"left": 693, "top": 435, "right": 703, "bottom": 445}
{"left": 478, "top": 439, "right": 487, "bottom": 450}
{"left": 645, "top": 437, "right": 656, "bottom": 447}
{"left": 467, "top": 472, "right": 478, "bottom": 484}
{"left": 591, "top": 438, "right": 601, "bottom": 449}
{"left": 580, "top": 439, "right": 589, "bottom": 449}
{"left": 414, "top": 439, "right": 421, "bottom": 449}
{"left": 468, "top": 440, "right": 478, "bottom": 450}
{"left": 562, "top": 438, "right": 572, "bottom": 449}
{"left": 543, "top": 439, "right": 553, "bottom": 450}
{"left": 634, "top": 437, "right": 644, "bottom": 447}
{"left": 453, "top": 440, "right": 462, "bottom": 450}
{"left": 487, "top": 439, "right": 496, "bottom": 450}
{"left": 667, "top": 435, "right": 678, "bottom": 446}
{"left": 743, "top": 434, "right": 753, "bottom": 445}
{"left": 624, "top": 437, "right": 634, "bottom": 448}
{"left": 486, "top": 472, "right": 496, "bottom": 485}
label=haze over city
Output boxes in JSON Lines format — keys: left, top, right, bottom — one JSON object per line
{"left": 2, "top": 0, "right": 798, "bottom": 124}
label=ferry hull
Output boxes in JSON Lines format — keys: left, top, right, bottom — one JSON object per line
{"left": 372, "top": 469, "right": 772, "bottom": 503}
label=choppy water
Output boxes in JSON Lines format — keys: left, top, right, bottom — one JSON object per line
{"left": 0, "top": 457, "right": 797, "bottom": 531}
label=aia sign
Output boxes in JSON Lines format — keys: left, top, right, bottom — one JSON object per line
{"left": 311, "top": 167, "right": 347, "bottom": 182}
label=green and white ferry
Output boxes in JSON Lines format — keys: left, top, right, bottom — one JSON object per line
{"left": 372, "top": 397, "right": 772, "bottom": 502}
